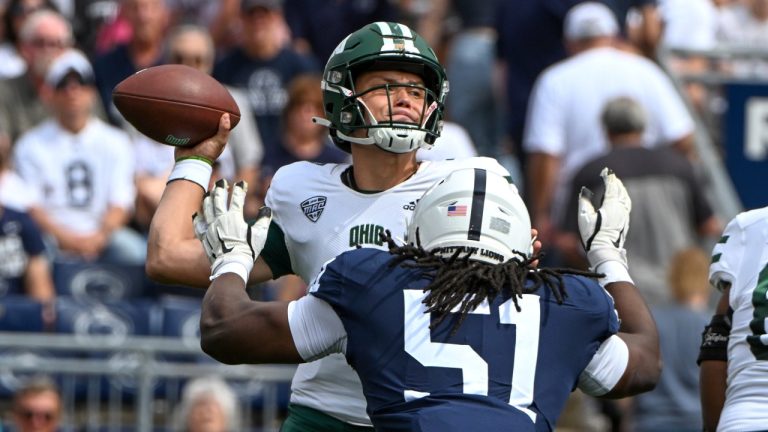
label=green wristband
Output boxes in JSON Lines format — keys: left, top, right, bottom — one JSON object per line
{"left": 175, "top": 155, "right": 215, "bottom": 166}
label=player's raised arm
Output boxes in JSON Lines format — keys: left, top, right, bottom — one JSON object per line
{"left": 145, "top": 114, "right": 230, "bottom": 286}
{"left": 145, "top": 114, "right": 273, "bottom": 287}
{"left": 577, "top": 168, "right": 661, "bottom": 398}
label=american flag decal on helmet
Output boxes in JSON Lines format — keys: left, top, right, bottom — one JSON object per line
{"left": 301, "top": 196, "right": 327, "bottom": 223}
{"left": 447, "top": 204, "right": 467, "bottom": 216}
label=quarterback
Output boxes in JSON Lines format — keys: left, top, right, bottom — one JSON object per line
{"left": 147, "top": 22, "right": 535, "bottom": 430}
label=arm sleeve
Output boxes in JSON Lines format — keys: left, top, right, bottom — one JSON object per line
{"left": 287, "top": 295, "right": 347, "bottom": 362}
{"left": 709, "top": 216, "right": 746, "bottom": 289}
{"left": 577, "top": 335, "right": 630, "bottom": 396}
{"left": 260, "top": 221, "right": 293, "bottom": 278}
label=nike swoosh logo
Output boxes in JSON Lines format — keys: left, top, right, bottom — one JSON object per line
{"left": 613, "top": 227, "right": 625, "bottom": 248}
{"left": 217, "top": 229, "right": 234, "bottom": 253}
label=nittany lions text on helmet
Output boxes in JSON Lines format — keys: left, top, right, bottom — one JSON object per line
{"left": 408, "top": 168, "right": 532, "bottom": 264}
{"left": 314, "top": 22, "right": 449, "bottom": 154}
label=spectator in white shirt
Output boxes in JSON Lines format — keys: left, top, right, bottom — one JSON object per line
{"left": 13, "top": 49, "right": 145, "bottom": 265}
{"left": 523, "top": 2, "right": 694, "bottom": 262}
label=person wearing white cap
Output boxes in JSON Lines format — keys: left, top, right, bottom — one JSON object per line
{"left": 522, "top": 1, "right": 695, "bottom": 266}
{"left": 13, "top": 48, "right": 146, "bottom": 265}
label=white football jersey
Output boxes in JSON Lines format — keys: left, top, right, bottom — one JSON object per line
{"left": 708, "top": 206, "right": 768, "bottom": 432}
{"left": 264, "top": 157, "right": 512, "bottom": 425}
{"left": 13, "top": 118, "right": 135, "bottom": 234}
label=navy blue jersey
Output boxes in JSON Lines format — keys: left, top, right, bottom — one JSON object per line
{"left": 0, "top": 207, "right": 46, "bottom": 295}
{"left": 212, "top": 47, "right": 319, "bottom": 156}
{"left": 310, "top": 248, "right": 619, "bottom": 431}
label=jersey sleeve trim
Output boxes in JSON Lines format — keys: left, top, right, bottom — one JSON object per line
{"left": 259, "top": 221, "right": 293, "bottom": 278}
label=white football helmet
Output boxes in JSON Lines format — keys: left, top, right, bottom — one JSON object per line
{"left": 407, "top": 168, "right": 532, "bottom": 264}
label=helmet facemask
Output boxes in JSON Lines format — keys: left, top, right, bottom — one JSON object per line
{"left": 334, "top": 80, "right": 442, "bottom": 153}
{"left": 315, "top": 22, "right": 449, "bottom": 154}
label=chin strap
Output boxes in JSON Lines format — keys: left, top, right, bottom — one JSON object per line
{"left": 313, "top": 116, "right": 377, "bottom": 146}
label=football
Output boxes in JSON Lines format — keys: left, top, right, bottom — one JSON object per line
{"left": 112, "top": 64, "right": 241, "bottom": 147}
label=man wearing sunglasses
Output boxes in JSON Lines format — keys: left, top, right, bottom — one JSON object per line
{"left": 11, "top": 375, "right": 61, "bottom": 432}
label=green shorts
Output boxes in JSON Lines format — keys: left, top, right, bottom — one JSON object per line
{"left": 280, "top": 404, "right": 374, "bottom": 432}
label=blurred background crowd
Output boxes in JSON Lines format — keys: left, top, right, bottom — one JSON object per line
{"left": 0, "top": 0, "right": 765, "bottom": 430}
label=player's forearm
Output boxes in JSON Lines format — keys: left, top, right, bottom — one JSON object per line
{"left": 200, "top": 273, "right": 252, "bottom": 363}
{"left": 700, "top": 360, "right": 727, "bottom": 431}
{"left": 604, "top": 281, "right": 661, "bottom": 397}
{"left": 145, "top": 180, "right": 211, "bottom": 286}
{"left": 201, "top": 273, "right": 300, "bottom": 364}
{"left": 699, "top": 290, "right": 730, "bottom": 430}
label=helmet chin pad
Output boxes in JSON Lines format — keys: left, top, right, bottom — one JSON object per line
{"left": 370, "top": 127, "right": 427, "bottom": 153}
{"left": 334, "top": 95, "right": 439, "bottom": 153}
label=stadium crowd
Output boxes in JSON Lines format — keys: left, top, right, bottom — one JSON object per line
{"left": 0, "top": 0, "right": 765, "bottom": 430}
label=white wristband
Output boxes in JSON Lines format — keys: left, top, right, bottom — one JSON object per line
{"left": 210, "top": 261, "right": 252, "bottom": 285}
{"left": 167, "top": 159, "right": 213, "bottom": 192}
{"left": 595, "top": 260, "right": 634, "bottom": 286}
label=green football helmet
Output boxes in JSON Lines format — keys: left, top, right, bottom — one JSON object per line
{"left": 313, "top": 22, "right": 449, "bottom": 154}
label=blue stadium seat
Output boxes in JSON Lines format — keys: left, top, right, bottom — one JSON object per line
{"left": 55, "top": 296, "right": 161, "bottom": 341}
{"left": 54, "top": 297, "right": 164, "bottom": 400}
{"left": 52, "top": 260, "right": 148, "bottom": 303}
{"left": 156, "top": 295, "right": 203, "bottom": 363}
{"left": 157, "top": 295, "right": 201, "bottom": 342}
{"left": 0, "top": 349, "right": 57, "bottom": 397}
{"left": 0, "top": 295, "right": 44, "bottom": 332}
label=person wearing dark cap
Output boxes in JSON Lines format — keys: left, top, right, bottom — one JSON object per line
{"left": 212, "top": 0, "right": 318, "bottom": 159}
{"left": 13, "top": 48, "right": 145, "bottom": 265}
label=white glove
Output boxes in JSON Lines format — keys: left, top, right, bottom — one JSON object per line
{"left": 193, "top": 179, "right": 272, "bottom": 283}
{"left": 578, "top": 168, "right": 631, "bottom": 270}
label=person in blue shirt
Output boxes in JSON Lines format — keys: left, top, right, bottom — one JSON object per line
{"left": 195, "top": 167, "right": 660, "bottom": 431}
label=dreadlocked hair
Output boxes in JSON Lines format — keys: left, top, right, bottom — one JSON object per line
{"left": 380, "top": 229, "right": 603, "bottom": 335}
